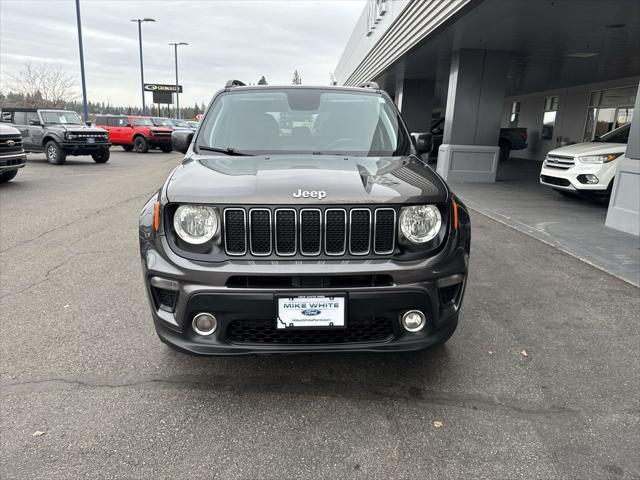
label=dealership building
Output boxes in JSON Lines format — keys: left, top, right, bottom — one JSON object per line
{"left": 335, "top": 0, "right": 640, "bottom": 247}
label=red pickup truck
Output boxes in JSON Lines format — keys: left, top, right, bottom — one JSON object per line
{"left": 94, "top": 115, "right": 172, "bottom": 153}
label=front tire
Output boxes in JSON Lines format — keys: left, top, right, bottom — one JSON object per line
{"left": 133, "top": 136, "right": 149, "bottom": 153}
{"left": 0, "top": 170, "right": 18, "bottom": 183}
{"left": 92, "top": 149, "right": 110, "bottom": 163}
{"left": 45, "top": 140, "right": 66, "bottom": 165}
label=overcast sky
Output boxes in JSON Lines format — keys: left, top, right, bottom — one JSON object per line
{"left": 0, "top": 0, "right": 365, "bottom": 107}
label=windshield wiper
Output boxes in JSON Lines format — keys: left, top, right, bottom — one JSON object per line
{"left": 197, "top": 146, "right": 254, "bottom": 156}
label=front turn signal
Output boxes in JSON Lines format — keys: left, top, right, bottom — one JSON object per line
{"left": 153, "top": 202, "right": 160, "bottom": 232}
{"left": 452, "top": 199, "right": 459, "bottom": 230}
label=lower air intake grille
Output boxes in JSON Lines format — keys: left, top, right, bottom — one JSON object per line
{"left": 226, "top": 317, "right": 394, "bottom": 344}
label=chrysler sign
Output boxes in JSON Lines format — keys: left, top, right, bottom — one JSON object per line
{"left": 144, "top": 83, "right": 183, "bottom": 93}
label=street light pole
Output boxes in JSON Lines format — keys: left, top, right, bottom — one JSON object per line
{"left": 169, "top": 42, "right": 188, "bottom": 119}
{"left": 131, "top": 18, "right": 155, "bottom": 115}
{"left": 74, "top": 0, "right": 89, "bottom": 122}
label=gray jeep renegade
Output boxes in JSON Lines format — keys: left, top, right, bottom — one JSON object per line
{"left": 139, "top": 81, "right": 471, "bottom": 355}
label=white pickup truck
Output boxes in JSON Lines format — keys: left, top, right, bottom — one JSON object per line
{"left": 539, "top": 124, "right": 629, "bottom": 198}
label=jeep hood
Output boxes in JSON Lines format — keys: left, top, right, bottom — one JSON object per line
{"left": 166, "top": 154, "right": 449, "bottom": 205}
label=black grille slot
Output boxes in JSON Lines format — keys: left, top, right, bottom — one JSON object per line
{"left": 226, "top": 275, "right": 393, "bottom": 288}
{"left": 151, "top": 286, "right": 177, "bottom": 312}
{"left": 275, "top": 209, "right": 296, "bottom": 255}
{"left": 226, "top": 317, "right": 393, "bottom": 345}
{"left": 300, "top": 209, "right": 321, "bottom": 255}
{"left": 374, "top": 209, "right": 395, "bottom": 254}
{"left": 249, "top": 209, "right": 272, "bottom": 255}
{"left": 540, "top": 175, "right": 571, "bottom": 187}
{"left": 224, "top": 209, "right": 247, "bottom": 255}
{"left": 325, "top": 209, "right": 346, "bottom": 255}
{"left": 349, "top": 209, "right": 371, "bottom": 254}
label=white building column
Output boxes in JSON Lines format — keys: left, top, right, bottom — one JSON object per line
{"left": 437, "top": 49, "right": 509, "bottom": 182}
{"left": 606, "top": 81, "right": 640, "bottom": 237}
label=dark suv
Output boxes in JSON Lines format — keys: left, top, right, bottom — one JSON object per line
{"left": 0, "top": 124, "right": 27, "bottom": 183}
{"left": 139, "top": 82, "right": 471, "bottom": 355}
{"left": 0, "top": 108, "right": 110, "bottom": 164}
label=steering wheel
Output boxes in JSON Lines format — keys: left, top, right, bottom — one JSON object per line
{"left": 325, "top": 138, "right": 359, "bottom": 151}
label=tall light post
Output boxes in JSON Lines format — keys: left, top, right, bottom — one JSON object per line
{"left": 74, "top": 0, "right": 89, "bottom": 122}
{"left": 169, "top": 42, "right": 188, "bottom": 119}
{"left": 130, "top": 18, "right": 155, "bottom": 115}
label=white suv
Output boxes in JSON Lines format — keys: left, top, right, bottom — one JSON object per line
{"left": 540, "top": 124, "right": 630, "bottom": 197}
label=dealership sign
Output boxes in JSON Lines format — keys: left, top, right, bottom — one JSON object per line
{"left": 144, "top": 83, "right": 183, "bottom": 93}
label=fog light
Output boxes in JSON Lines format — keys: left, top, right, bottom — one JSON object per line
{"left": 577, "top": 174, "right": 599, "bottom": 184}
{"left": 192, "top": 313, "right": 217, "bottom": 336}
{"left": 401, "top": 310, "right": 426, "bottom": 332}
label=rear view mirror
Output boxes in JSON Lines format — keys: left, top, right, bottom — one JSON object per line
{"left": 172, "top": 130, "right": 194, "bottom": 154}
{"left": 411, "top": 132, "right": 433, "bottom": 155}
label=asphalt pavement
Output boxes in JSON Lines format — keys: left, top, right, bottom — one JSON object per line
{"left": 1, "top": 150, "right": 639, "bottom": 479}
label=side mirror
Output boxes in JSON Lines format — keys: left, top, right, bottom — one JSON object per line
{"left": 411, "top": 132, "right": 433, "bottom": 155}
{"left": 126, "top": 123, "right": 133, "bottom": 128}
{"left": 172, "top": 130, "right": 194, "bottom": 154}
{"left": 85, "top": 121, "right": 92, "bottom": 127}
{"left": 29, "top": 119, "right": 42, "bottom": 126}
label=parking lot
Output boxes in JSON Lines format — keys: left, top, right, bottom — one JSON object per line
{"left": 1, "top": 151, "right": 639, "bottom": 479}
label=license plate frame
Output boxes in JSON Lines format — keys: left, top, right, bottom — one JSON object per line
{"left": 276, "top": 294, "right": 346, "bottom": 330}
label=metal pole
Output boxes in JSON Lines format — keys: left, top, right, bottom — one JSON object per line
{"left": 174, "top": 44, "right": 180, "bottom": 119}
{"left": 137, "top": 20, "right": 146, "bottom": 115}
{"left": 75, "top": 0, "right": 89, "bottom": 122}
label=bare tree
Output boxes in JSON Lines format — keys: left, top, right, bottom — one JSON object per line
{"left": 5, "top": 63, "right": 79, "bottom": 108}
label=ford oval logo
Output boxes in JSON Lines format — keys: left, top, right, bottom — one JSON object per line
{"left": 301, "top": 308, "right": 321, "bottom": 316}
{"left": 6, "top": 140, "right": 15, "bottom": 147}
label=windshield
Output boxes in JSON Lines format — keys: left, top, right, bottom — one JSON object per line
{"left": 153, "top": 118, "right": 173, "bottom": 126}
{"left": 187, "top": 121, "right": 199, "bottom": 128}
{"left": 596, "top": 124, "right": 630, "bottom": 143}
{"left": 41, "top": 111, "right": 83, "bottom": 125}
{"left": 172, "top": 119, "right": 189, "bottom": 127}
{"left": 132, "top": 118, "right": 153, "bottom": 126}
{"left": 197, "top": 88, "right": 411, "bottom": 156}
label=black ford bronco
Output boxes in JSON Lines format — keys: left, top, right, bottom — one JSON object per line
{"left": 139, "top": 81, "right": 471, "bottom": 355}
{"left": 1, "top": 108, "right": 110, "bottom": 165}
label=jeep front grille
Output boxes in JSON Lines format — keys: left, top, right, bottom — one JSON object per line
{"left": 223, "top": 206, "right": 397, "bottom": 257}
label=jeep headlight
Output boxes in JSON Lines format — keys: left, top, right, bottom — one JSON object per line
{"left": 173, "top": 205, "right": 218, "bottom": 244}
{"left": 399, "top": 205, "right": 442, "bottom": 244}
{"left": 577, "top": 153, "right": 622, "bottom": 164}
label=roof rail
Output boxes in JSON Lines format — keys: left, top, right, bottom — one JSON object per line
{"left": 225, "top": 79, "right": 246, "bottom": 88}
{"left": 358, "top": 81, "right": 380, "bottom": 89}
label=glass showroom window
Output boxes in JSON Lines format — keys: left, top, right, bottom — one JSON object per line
{"left": 541, "top": 96, "right": 558, "bottom": 140}
{"left": 583, "top": 86, "right": 637, "bottom": 141}
{"left": 509, "top": 101, "right": 521, "bottom": 126}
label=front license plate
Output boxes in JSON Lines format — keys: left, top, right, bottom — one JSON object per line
{"left": 277, "top": 295, "right": 345, "bottom": 329}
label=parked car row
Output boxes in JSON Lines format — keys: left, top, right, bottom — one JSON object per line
{"left": 0, "top": 107, "right": 200, "bottom": 167}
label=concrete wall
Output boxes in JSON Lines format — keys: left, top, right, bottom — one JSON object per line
{"left": 502, "top": 76, "right": 640, "bottom": 161}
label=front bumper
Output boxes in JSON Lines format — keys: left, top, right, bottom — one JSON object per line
{"left": 149, "top": 136, "right": 172, "bottom": 147}
{"left": 0, "top": 152, "right": 27, "bottom": 171}
{"left": 141, "top": 228, "right": 469, "bottom": 355}
{"left": 540, "top": 161, "right": 616, "bottom": 193}
{"left": 61, "top": 141, "right": 111, "bottom": 155}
